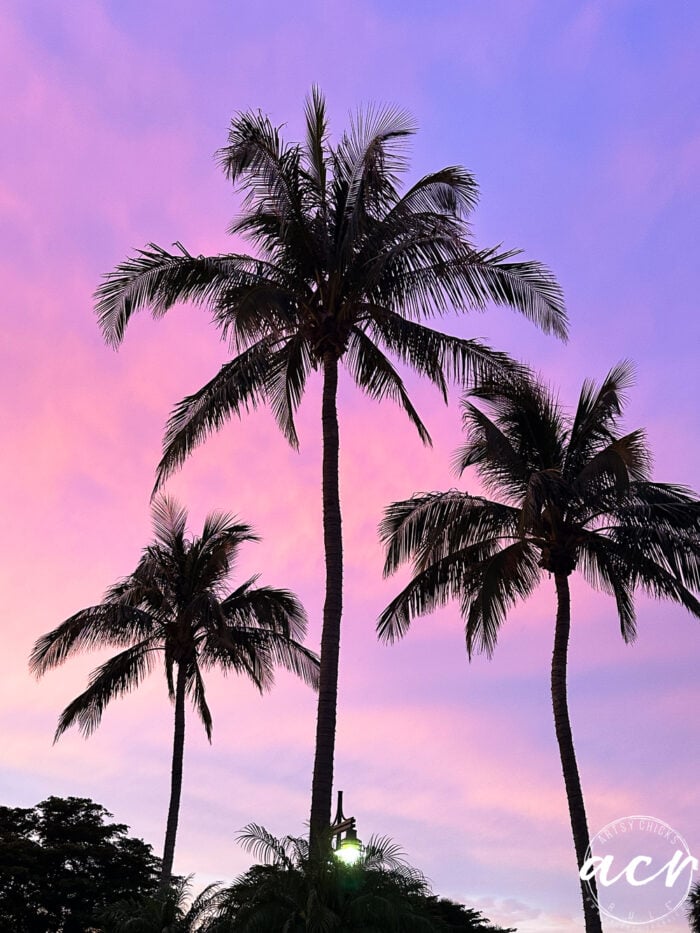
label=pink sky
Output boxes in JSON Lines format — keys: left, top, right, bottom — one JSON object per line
{"left": 1, "top": 2, "right": 698, "bottom": 929}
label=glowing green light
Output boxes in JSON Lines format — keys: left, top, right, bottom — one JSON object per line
{"left": 335, "top": 837, "right": 362, "bottom": 866}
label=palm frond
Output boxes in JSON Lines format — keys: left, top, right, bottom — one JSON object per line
{"left": 30, "top": 604, "right": 156, "bottom": 676}
{"left": 54, "top": 641, "right": 157, "bottom": 739}
{"left": 458, "top": 376, "right": 567, "bottom": 491}
{"left": 345, "top": 327, "right": 431, "bottom": 444}
{"left": 367, "top": 311, "right": 522, "bottom": 396}
{"left": 304, "top": 85, "right": 329, "bottom": 193}
{"left": 361, "top": 835, "right": 429, "bottom": 888}
{"left": 578, "top": 532, "right": 638, "bottom": 641}
{"left": 335, "top": 102, "right": 416, "bottom": 218}
{"left": 520, "top": 468, "right": 569, "bottom": 531}
{"left": 612, "top": 482, "right": 700, "bottom": 534}
{"left": 565, "top": 360, "right": 636, "bottom": 476}
{"left": 574, "top": 430, "right": 651, "bottom": 496}
{"left": 221, "top": 581, "right": 308, "bottom": 641}
{"left": 200, "top": 510, "right": 256, "bottom": 548}
{"left": 153, "top": 336, "right": 285, "bottom": 492}
{"left": 266, "top": 333, "right": 313, "bottom": 449}
{"left": 217, "top": 109, "right": 292, "bottom": 207}
{"left": 385, "top": 165, "right": 479, "bottom": 220}
{"left": 463, "top": 541, "right": 541, "bottom": 657}
{"left": 188, "top": 882, "right": 228, "bottom": 924}
{"left": 452, "top": 246, "right": 567, "bottom": 338}
{"left": 150, "top": 494, "right": 189, "bottom": 547}
{"left": 382, "top": 245, "right": 566, "bottom": 338}
{"left": 95, "top": 245, "right": 259, "bottom": 347}
{"left": 611, "top": 523, "right": 700, "bottom": 601}
{"left": 187, "top": 662, "right": 213, "bottom": 741}
{"left": 377, "top": 540, "right": 505, "bottom": 643}
{"left": 237, "top": 824, "right": 297, "bottom": 869}
{"left": 189, "top": 514, "right": 257, "bottom": 595}
{"left": 262, "top": 637, "right": 320, "bottom": 691}
{"left": 211, "top": 264, "right": 300, "bottom": 352}
{"left": 453, "top": 403, "right": 530, "bottom": 500}
{"left": 206, "top": 586, "right": 319, "bottom": 690}
{"left": 218, "top": 110, "right": 321, "bottom": 274}
{"left": 380, "top": 490, "right": 519, "bottom": 576}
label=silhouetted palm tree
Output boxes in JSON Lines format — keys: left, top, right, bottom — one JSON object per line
{"left": 378, "top": 364, "right": 700, "bottom": 933}
{"left": 31, "top": 496, "right": 319, "bottom": 887}
{"left": 94, "top": 88, "right": 566, "bottom": 848}
{"left": 102, "top": 876, "right": 226, "bottom": 932}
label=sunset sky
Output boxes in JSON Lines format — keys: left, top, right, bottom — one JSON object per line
{"left": 1, "top": 2, "right": 698, "bottom": 930}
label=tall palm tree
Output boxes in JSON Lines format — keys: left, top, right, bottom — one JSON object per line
{"left": 378, "top": 364, "right": 700, "bottom": 933}
{"left": 93, "top": 88, "right": 566, "bottom": 849}
{"left": 30, "top": 496, "right": 319, "bottom": 887}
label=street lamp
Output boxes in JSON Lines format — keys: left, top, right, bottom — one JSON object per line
{"left": 330, "top": 791, "right": 362, "bottom": 865}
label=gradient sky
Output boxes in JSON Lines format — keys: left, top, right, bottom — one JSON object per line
{"left": 1, "top": 1, "right": 699, "bottom": 930}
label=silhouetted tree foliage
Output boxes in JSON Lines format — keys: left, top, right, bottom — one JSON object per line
{"left": 214, "top": 825, "right": 516, "bottom": 932}
{"left": 101, "top": 876, "right": 227, "bottom": 932}
{"left": 423, "top": 896, "right": 516, "bottom": 932}
{"left": 689, "top": 882, "right": 700, "bottom": 933}
{"left": 0, "top": 796, "right": 160, "bottom": 932}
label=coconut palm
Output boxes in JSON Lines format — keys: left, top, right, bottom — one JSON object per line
{"left": 378, "top": 363, "right": 700, "bottom": 933}
{"left": 30, "top": 496, "right": 319, "bottom": 887}
{"left": 93, "top": 88, "right": 566, "bottom": 848}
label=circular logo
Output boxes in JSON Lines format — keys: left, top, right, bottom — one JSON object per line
{"left": 581, "top": 815, "right": 697, "bottom": 926}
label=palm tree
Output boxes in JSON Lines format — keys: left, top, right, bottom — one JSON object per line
{"left": 102, "top": 876, "right": 226, "bottom": 933}
{"left": 378, "top": 363, "right": 700, "bottom": 933}
{"left": 219, "top": 825, "right": 438, "bottom": 931}
{"left": 30, "top": 496, "right": 319, "bottom": 887}
{"left": 93, "top": 88, "right": 566, "bottom": 849}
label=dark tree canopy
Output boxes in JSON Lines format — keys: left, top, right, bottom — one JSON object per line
{"left": 0, "top": 796, "right": 161, "bottom": 932}
{"left": 215, "top": 826, "right": 516, "bottom": 932}
{"left": 424, "top": 896, "right": 516, "bottom": 932}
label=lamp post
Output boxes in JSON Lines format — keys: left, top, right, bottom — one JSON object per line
{"left": 330, "top": 791, "right": 362, "bottom": 865}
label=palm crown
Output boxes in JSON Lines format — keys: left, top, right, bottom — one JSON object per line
{"left": 31, "top": 496, "right": 318, "bottom": 739}
{"left": 95, "top": 88, "right": 565, "bottom": 487}
{"left": 379, "top": 362, "right": 700, "bottom": 652}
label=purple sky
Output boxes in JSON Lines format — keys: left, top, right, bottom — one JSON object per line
{"left": 1, "top": 2, "right": 699, "bottom": 929}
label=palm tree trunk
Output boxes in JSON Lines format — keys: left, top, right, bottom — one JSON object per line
{"left": 552, "top": 573, "right": 603, "bottom": 933}
{"left": 161, "top": 661, "right": 187, "bottom": 887}
{"left": 309, "top": 351, "right": 343, "bottom": 854}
